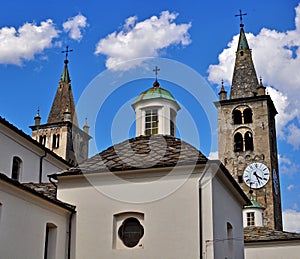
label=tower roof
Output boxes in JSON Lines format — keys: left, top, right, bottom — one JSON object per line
{"left": 132, "top": 80, "right": 177, "bottom": 105}
{"left": 230, "top": 24, "right": 259, "bottom": 99}
{"left": 47, "top": 59, "right": 78, "bottom": 126}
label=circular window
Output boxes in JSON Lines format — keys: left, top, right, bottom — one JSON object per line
{"left": 118, "top": 217, "right": 144, "bottom": 248}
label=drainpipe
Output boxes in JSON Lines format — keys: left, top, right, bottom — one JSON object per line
{"left": 199, "top": 186, "right": 203, "bottom": 258}
{"left": 39, "top": 152, "right": 47, "bottom": 183}
{"left": 67, "top": 211, "right": 75, "bottom": 259}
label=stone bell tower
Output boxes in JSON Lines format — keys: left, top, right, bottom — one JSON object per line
{"left": 30, "top": 47, "right": 91, "bottom": 165}
{"left": 214, "top": 20, "right": 282, "bottom": 230}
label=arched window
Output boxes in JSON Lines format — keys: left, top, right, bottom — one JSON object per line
{"left": 52, "top": 134, "right": 60, "bottom": 149}
{"left": 227, "top": 222, "right": 233, "bottom": 258}
{"left": 39, "top": 135, "right": 46, "bottom": 146}
{"left": 12, "top": 156, "right": 22, "bottom": 180}
{"left": 243, "top": 108, "right": 253, "bottom": 123}
{"left": 234, "top": 133, "right": 243, "bottom": 152}
{"left": 245, "top": 131, "right": 254, "bottom": 151}
{"left": 233, "top": 109, "right": 242, "bottom": 124}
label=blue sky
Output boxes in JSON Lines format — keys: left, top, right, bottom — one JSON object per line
{"left": 1, "top": 0, "right": 300, "bottom": 231}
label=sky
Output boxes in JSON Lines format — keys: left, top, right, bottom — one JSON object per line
{"left": 1, "top": 0, "right": 300, "bottom": 232}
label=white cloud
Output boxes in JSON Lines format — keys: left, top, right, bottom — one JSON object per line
{"left": 287, "top": 184, "right": 295, "bottom": 191}
{"left": 95, "top": 11, "right": 191, "bottom": 70}
{"left": 208, "top": 3, "right": 300, "bottom": 147}
{"left": 283, "top": 209, "right": 300, "bottom": 232}
{"left": 208, "top": 151, "right": 218, "bottom": 160}
{"left": 287, "top": 123, "right": 300, "bottom": 149}
{"left": 63, "top": 14, "right": 88, "bottom": 41}
{"left": 0, "top": 19, "right": 59, "bottom": 65}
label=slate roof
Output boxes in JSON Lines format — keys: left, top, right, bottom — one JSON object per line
{"left": 23, "top": 182, "right": 57, "bottom": 200}
{"left": 244, "top": 226, "right": 300, "bottom": 242}
{"left": 51, "top": 135, "right": 208, "bottom": 178}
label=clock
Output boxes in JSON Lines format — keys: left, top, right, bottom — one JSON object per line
{"left": 243, "top": 162, "right": 270, "bottom": 189}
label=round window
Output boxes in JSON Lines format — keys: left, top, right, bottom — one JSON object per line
{"left": 118, "top": 217, "right": 144, "bottom": 248}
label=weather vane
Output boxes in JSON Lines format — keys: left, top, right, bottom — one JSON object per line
{"left": 153, "top": 66, "right": 160, "bottom": 81}
{"left": 235, "top": 9, "right": 247, "bottom": 25}
{"left": 62, "top": 45, "right": 73, "bottom": 61}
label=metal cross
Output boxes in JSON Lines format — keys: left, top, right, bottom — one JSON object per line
{"left": 235, "top": 9, "right": 247, "bottom": 24}
{"left": 153, "top": 66, "right": 160, "bottom": 81}
{"left": 62, "top": 45, "right": 73, "bottom": 60}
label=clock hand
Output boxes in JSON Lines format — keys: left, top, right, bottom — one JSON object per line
{"left": 253, "top": 171, "right": 261, "bottom": 184}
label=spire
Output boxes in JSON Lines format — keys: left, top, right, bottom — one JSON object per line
{"left": 218, "top": 80, "right": 227, "bottom": 101}
{"left": 230, "top": 20, "right": 259, "bottom": 99}
{"left": 47, "top": 47, "right": 78, "bottom": 126}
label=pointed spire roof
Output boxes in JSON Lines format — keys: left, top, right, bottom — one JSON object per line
{"left": 47, "top": 58, "right": 78, "bottom": 126}
{"left": 230, "top": 24, "right": 259, "bottom": 99}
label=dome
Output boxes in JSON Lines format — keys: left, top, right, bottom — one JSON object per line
{"left": 132, "top": 81, "right": 176, "bottom": 105}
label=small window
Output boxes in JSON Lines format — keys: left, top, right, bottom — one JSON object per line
{"left": 238, "top": 175, "right": 243, "bottom": 183}
{"left": 118, "top": 217, "right": 144, "bottom": 248}
{"left": 234, "top": 133, "right": 243, "bottom": 152}
{"left": 145, "top": 109, "right": 158, "bottom": 136}
{"left": 44, "top": 223, "right": 57, "bottom": 259}
{"left": 247, "top": 212, "right": 255, "bottom": 226}
{"left": 52, "top": 134, "right": 60, "bottom": 149}
{"left": 245, "top": 131, "right": 254, "bottom": 151}
{"left": 233, "top": 109, "right": 242, "bottom": 124}
{"left": 243, "top": 108, "right": 253, "bottom": 123}
{"left": 12, "top": 156, "right": 22, "bottom": 180}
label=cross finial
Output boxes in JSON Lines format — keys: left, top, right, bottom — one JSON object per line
{"left": 62, "top": 45, "right": 73, "bottom": 62}
{"left": 235, "top": 9, "right": 247, "bottom": 27}
{"left": 153, "top": 66, "right": 160, "bottom": 81}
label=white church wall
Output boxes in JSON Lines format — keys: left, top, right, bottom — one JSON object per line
{"left": 0, "top": 180, "right": 71, "bottom": 259}
{"left": 245, "top": 241, "right": 300, "bottom": 259}
{"left": 0, "top": 122, "right": 69, "bottom": 183}
{"left": 57, "top": 164, "right": 246, "bottom": 259}
{"left": 57, "top": 169, "right": 203, "bottom": 259}
{"left": 211, "top": 175, "right": 245, "bottom": 259}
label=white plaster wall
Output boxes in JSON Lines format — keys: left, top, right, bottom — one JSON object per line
{"left": 0, "top": 182, "right": 70, "bottom": 259}
{"left": 245, "top": 241, "right": 300, "bottom": 259}
{"left": 211, "top": 176, "right": 245, "bottom": 259}
{"left": 0, "top": 125, "right": 69, "bottom": 183}
{"left": 58, "top": 171, "right": 201, "bottom": 259}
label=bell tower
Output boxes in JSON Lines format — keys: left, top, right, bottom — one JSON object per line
{"left": 215, "top": 20, "right": 282, "bottom": 230}
{"left": 30, "top": 47, "right": 91, "bottom": 165}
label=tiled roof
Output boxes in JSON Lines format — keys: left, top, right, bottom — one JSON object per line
{"left": 52, "top": 135, "right": 208, "bottom": 177}
{"left": 23, "top": 182, "right": 57, "bottom": 200}
{"left": 244, "top": 226, "right": 300, "bottom": 242}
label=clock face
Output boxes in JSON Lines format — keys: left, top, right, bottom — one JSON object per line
{"left": 243, "top": 162, "right": 270, "bottom": 189}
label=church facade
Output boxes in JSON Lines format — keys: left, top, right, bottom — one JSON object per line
{"left": 1, "top": 17, "right": 300, "bottom": 259}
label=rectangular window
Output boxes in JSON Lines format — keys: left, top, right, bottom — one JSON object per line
{"left": 246, "top": 212, "right": 255, "bottom": 226}
{"left": 145, "top": 109, "right": 158, "bottom": 136}
{"left": 44, "top": 223, "right": 57, "bottom": 259}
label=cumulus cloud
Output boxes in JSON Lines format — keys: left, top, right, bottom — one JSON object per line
{"left": 63, "top": 14, "right": 88, "bottom": 41}
{"left": 208, "top": 3, "right": 300, "bottom": 147}
{"left": 283, "top": 209, "right": 300, "bottom": 232}
{"left": 0, "top": 19, "right": 59, "bottom": 65}
{"left": 95, "top": 11, "right": 191, "bottom": 70}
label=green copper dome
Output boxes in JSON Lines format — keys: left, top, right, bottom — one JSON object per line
{"left": 132, "top": 81, "right": 176, "bottom": 105}
{"left": 244, "top": 195, "right": 264, "bottom": 209}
